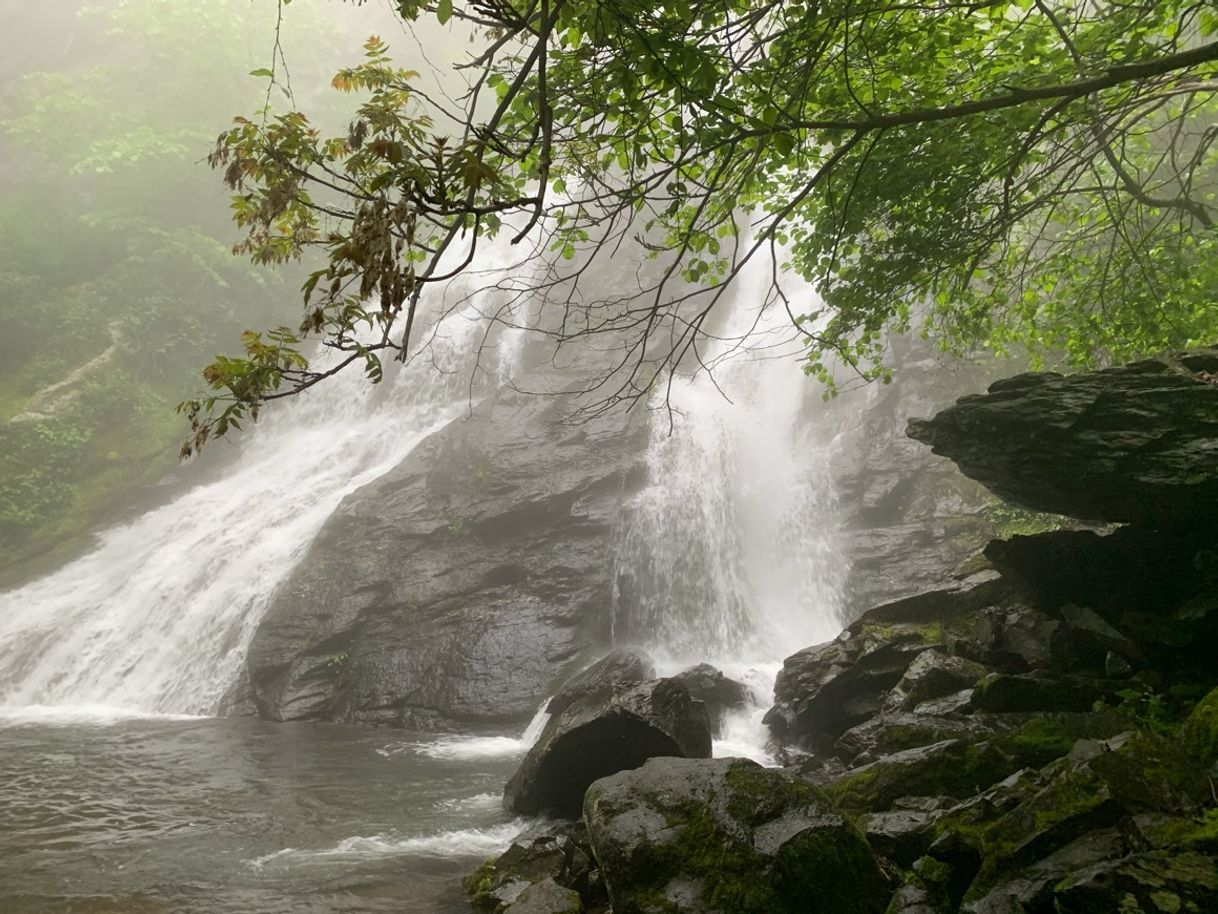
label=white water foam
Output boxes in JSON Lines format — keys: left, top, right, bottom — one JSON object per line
{"left": 434, "top": 792, "right": 501, "bottom": 813}
{"left": 248, "top": 820, "right": 531, "bottom": 868}
{"left": 392, "top": 699, "right": 553, "bottom": 761}
{"left": 0, "top": 703, "right": 206, "bottom": 727}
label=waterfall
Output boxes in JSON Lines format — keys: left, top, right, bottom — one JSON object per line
{"left": 0, "top": 306, "right": 515, "bottom": 719}
{"left": 612, "top": 252, "right": 848, "bottom": 759}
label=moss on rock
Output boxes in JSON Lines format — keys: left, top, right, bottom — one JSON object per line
{"left": 1180, "top": 686, "right": 1218, "bottom": 770}
{"left": 585, "top": 757, "right": 891, "bottom": 914}
{"left": 829, "top": 739, "right": 1016, "bottom": 813}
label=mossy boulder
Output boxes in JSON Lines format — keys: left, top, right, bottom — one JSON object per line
{"left": 991, "top": 711, "right": 1133, "bottom": 770}
{"left": 1181, "top": 686, "right": 1218, "bottom": 770}
{"left": 964, "top": 730, "right": 1211, "bottom": 902}
{"left": 583, "top": 757, "right": 891, "bottom": 914}
{"left": 1051, "top": 849, "right": 1218, "bottom": 913}
{"left": 834, "top": 712, "right": 1000, "bottom": 767}
{"left": 828, "top": 739, "right": 1017, "bottom": 814}
{"left": 970, "top": 672, "right": 1105, "bottom": 713}
{"left": 464, "top": 821, "right": 597, "bottom": 914}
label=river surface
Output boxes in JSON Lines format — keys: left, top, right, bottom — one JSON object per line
{"left": 0, "top": 715, "right": 534, "bottom": 914}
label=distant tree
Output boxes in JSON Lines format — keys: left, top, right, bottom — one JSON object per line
{"left": 0, "top": 0, "right": 340, "bottom": 555}
{"left": 185, "top": 0, "right": 1218, "bottom": 451}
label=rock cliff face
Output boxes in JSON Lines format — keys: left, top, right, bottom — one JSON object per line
{"left": 243, "top": 365, "right": 649, "bottom": 728}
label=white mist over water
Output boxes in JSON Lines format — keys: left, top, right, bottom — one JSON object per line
{"left": 0, "top": 307, "right": 513, "bottom": 718}
{"left": 613, "top": 253, "right": 847, "bottom": 763}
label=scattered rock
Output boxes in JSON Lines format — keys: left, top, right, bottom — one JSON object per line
{"left": 1050, "top": 849, "right": 1218, "bottom": 913}
{"left": 882, "top": 650, "right": 987, "bottom": 712}
{"left": 965, "top": 730, "right": 1211, "bottom": 901}
{"left": 504, "top": 678, "right": 712, "bottom": 818}
{"left": 766, "top": 574, "right": 1007, "bottom": 747}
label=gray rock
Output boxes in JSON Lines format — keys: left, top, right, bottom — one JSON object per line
{"left": 862, "top": 807, "right": 940, "bottom": 866}
{"left": 829, "top": 337, "right": 1007, "bottom": 613}
{"left": 503, "top": 878, "right": 582, "bottom": 914}
{"left": 884, "top": 884, "right": 940, "bottom": 914}
{"left": 667, "top": 663, "right": 750, "bottom": 736}
{"left": 882, "top": 649, "right": 988, "bottom": 713}
{"left": 584, "top": 756, "right": 891, "bottom": 914}
{"left": 504, "top": 678, "right": 712, "bottom": 818}
{"left": 243, "top": 366, "right": 648, "bottom": 727}
{"left": 958, "top": 605, "right": 1070, "bottom": 673}
{"left": 906, "top": 347, "right": 1218, "bottom": 525}
{"left": 546, "top": 648, "right": 656, "bottom": 718}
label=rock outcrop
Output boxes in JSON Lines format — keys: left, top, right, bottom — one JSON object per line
{"left": 906, "top": 346, "right": 1218, "bottom": 525}
{"left": 243, "top": 366, "right": 648, "bottom": 728}
{"left": 504, "top": 677, "right": 712, "bottom": 818}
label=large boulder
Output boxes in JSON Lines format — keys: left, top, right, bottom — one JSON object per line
{"left": 583, "top": 756, "right": 892, "bottom": 914}
{"left": 504, "top": 678, "right": 712, "bottom": 818}
{"left": 242, "top": 365, "right": 648, "bottom": 727}
{"left": 906, "top": 347, "right": 1218, "bottom": 526}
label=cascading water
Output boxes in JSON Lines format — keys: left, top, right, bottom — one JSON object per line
{"left": 612, "top": 254, "right": 848, "bottom": 762}
{"left": 0, "top": 306, "right": 514, "bottom": 720}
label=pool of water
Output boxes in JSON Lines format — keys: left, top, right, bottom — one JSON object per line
{"left": 0, "top": 714, "right": 532, "bottom": 914}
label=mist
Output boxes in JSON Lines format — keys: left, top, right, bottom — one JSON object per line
{"left": 0, "top": 0, "right": 470, "bottom": 577}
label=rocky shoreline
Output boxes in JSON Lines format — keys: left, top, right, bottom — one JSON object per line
{"left": 464, "top": 348, "right": 1218, "bottom": 914}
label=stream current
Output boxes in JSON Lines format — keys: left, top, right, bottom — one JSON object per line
{"left": 0, "top": 714, "right": 536, "bottom": 913}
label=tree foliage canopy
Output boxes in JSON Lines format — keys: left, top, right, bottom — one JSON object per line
{"left": 187, "top": 0, "right": 1218, "bottom": 450}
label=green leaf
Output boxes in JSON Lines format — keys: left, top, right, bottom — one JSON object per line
{"left": 436, "top": 0, "right": 453, "bottom": 26}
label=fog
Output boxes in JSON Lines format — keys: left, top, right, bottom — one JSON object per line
{"left": 0, "top": 0, "right": 470, "bottom": 576}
